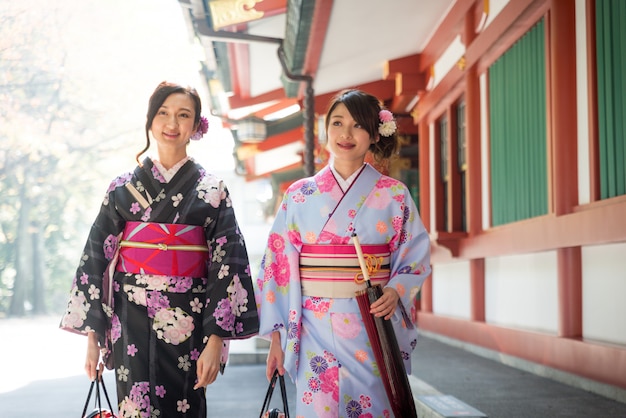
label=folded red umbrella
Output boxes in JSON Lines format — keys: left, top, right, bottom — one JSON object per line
{"left": 353, "top": 233, "right": 418, "bottom": 418}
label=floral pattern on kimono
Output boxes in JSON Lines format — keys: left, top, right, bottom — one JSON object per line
{"left": 256, "top": 163, "right": 431, "bottom": 418}
{"left": 61, "top": 157, "right": 258, "bottom": 418}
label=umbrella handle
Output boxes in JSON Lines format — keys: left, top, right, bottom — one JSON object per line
{"left": 351, "top": 233, "right": 371, "bottom": 286}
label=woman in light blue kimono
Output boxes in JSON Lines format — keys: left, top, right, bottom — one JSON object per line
{"left": 256, "top": 89, "right": 431, "bottom": 417}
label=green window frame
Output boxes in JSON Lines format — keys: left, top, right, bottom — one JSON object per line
{"left": 489, "top": 19, "right": 548, "bottom": 226}
{"left": 596, "top": 0, "right": 626, "bottom": 199}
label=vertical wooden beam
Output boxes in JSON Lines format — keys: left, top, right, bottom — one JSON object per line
{"left": 420, "top": 276, "right": 433, "bottom": 314}
{"left": 470, "top": 259, "right": 485, "bottom": 321}
{"left": 558, "top": 246, "right": 582, "bottom": 337}
{"left": 464, "top": 7, "right": 486, "bottom": 322}
{"left": 586, "top": 0, "right": 600, "bottom": 202}
{"left": 419, "top": 119, "right": 433, "bottom": 313}
{"left": 419, "top": 119, "right": 431, "bottom": 232}
{"left": 464, "top": 12, "right": 482, "bottom": 236}
{"left": 447, "top": 106, "right": 459, "bottom": 232}
{"left": 550, "top": 0, "right": 579, "bottom": 215}
{"left": 550, "top": 0, "right": 582, "bottom": 338}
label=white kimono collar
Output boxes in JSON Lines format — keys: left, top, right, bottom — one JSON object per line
{"left": 329, "top": 163, "right": 365, "bottom": 192}
{"left": 151, "top": 156, "right": 192, "bottom": 183}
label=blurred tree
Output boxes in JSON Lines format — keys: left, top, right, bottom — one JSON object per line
{"left": 0, "top": 2, "right": 133, "bottom": 316}
{"left": 0, "top": 0, "right": 204, "bottom": 317}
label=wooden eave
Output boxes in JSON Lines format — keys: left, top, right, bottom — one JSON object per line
{"left": 299, "top": 0, "right": 333, "bottom": 96}
{"left": 228, "top": 88, "right": 287, "bottom": 109}
{"left": 281, "top": 0, "right": 316, "bottom": 97}
{"left": 252, "top": 98, "right": 299, "bottom": 119}
{"left": 312, "top": 80, "right": 396, "bottom": 116}
{"left": 414, "top": 0, "right": 548, "bottom": 124}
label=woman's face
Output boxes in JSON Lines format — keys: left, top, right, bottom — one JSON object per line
{"left": 150, "top": 93, "right": 197, "bottom": 151}
{"left": 326, "top": 103, "right": 375, "bottom": 165}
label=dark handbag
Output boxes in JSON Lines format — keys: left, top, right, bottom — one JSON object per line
{"left": 81, "top": 374, "right": 115, "bottom": 418}
{"left": 259, "top": 369, "right": 290, "bottom": 418}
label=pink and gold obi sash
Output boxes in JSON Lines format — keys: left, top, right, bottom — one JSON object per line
{"left": 299, "top": 244, "right": 390, "bottom": 298}
{"left": 116, "top": 222, "right": 209, "bottom": 277}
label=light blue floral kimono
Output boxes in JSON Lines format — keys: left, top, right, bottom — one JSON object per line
{"left": 256, "top": 163, "right": 431, "bottom": 418}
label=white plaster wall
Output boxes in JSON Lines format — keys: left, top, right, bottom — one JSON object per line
{"left": 480, "top": 73, "right": 491, "bottom": 230}
{"left": 484, "top": 0, "right": 510, "bottom": 28}
{"left": 430, "top": 0, "right": 510, "bottom": 87}
{"left": 582, "top": 243, "right": 626, "bottom": 345}
{"left": 575, "top": 0, "right": 591, "bottom": 205}
{"left": 432, "top": 260, "right": 471, "bottom": 319}
{"left": 485, "top": 251, "right": 559, "bottom": 333}
{"left": 432, "top": 35, "right": 464, "bottom": 88}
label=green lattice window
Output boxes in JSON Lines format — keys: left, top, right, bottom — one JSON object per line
{"left": 457, "top": 100, "right": 467, "bottom": 231}
{"left": 596, "top": 0, "right": 626, "bottom": 199}
{"left": 489, "top": 19, "right": 547, "bottom": 226}
{"left": 439, "top": 116, "right": 449, "bottom": 230}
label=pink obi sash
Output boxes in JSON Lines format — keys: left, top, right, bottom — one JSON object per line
{"left": 116, "top": 222, "right": 209, "bottom": 277}
{"left": 299, "top": 244, "right": 390, "bottom": 298}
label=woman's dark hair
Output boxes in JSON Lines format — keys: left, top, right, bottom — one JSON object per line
{"left": 324, "top": 89, "right": 397, "bottom": 160}
{"left": 135, "top": 81, "right": 202, "bottom": 165}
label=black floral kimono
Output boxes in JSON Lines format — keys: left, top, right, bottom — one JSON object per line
{"left": 61, "top": 157, "right": 259, "bottom": 417}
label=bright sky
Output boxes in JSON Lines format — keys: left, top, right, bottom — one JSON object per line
{"left": 60, "top": 0, "right": 268, "bottom": 240}
{"left": 57, "top": 0, "right": 235, "bottom": 173}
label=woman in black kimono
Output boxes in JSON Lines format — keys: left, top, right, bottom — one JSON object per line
{"left": 61, "top": 81, "right": 259, "bottom": 417}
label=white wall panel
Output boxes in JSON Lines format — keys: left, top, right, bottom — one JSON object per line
{"left": 432, "top": 260, "right": 471, "bottom": 319}
{"left": 432, "top": 35, "right": 464, "bottom": 88}
{"left": 582, "top": 243, "right": 626, "bottom": 345}
{"left": 480, "top": 73, "right": 491, "bottom": 230}
{"left": 575, "top": 0, "right": 591, "bottom": 204}
{"left": 484, "top": 0, "right": 510, "bottom": 28}
{"left": 485, "top": 251, "right": 558, "bottom": 333}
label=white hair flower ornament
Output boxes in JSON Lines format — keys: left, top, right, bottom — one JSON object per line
{"left": 190, "top": 116, "right": 209, "bottom": 140}
{"left": 378, "top": 109, "right": 397, "bottom": 137}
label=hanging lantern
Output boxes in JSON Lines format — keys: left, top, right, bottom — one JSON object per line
{"left": 236, "top": 116, "right": 267, "bottom": 143}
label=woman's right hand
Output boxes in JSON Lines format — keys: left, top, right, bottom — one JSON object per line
{"left": 85, "top": 332, "right": 101, "bottom": 380}
{"left": 266, "top": 331, "right": 285, "bottom": 381}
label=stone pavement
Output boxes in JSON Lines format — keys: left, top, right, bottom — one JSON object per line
{"left": 1, "top": 317, "right": 626, "bottom": 417}
{"left": 0, "top": 320, "right": 293, "bottom": 417}
{"left": 411, "top": 331, "right": 626, "bottom": 418}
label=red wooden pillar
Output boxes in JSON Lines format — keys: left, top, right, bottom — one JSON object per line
{"left": 464, "top": 4, "right": 485, "bottom": 322}
{"left": 550, "top": 0, "right": 582, "bottom": 337}
{"left": 558, "top": 247, "right": 582, "bottom": 338}
{"left": 419, "top": 118, "right": 433, "bottom": 313}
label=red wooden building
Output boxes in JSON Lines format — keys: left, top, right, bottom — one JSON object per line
{"left": 178, "top": 0, "right": 626, "bottom": 398}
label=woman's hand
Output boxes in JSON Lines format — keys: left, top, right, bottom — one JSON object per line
{"left": 369, "top": 287, "right": 399, "bottom": 320}
{"left": 85, "top": 332, "right": 101, "bottom": 381}
{"left": 266, "top": 331, "right": 285, "bottom": 381}
{"left": 194, "top": 335, "right": 223, "bottom": 390}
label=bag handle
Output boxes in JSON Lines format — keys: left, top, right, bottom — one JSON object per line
{"left": 81, "top": 380, "right": 96, "bottom": 417}
{"left": 98, "top": 373, "right": 115, "bottom": 412}
{"left": 81, "top": 372, "right": 115, "bottom": 417}
{"left": 259, "top": 369, "right": 290, "bottom": 418}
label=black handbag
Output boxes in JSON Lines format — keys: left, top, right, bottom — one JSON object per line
{"left": 81, "top": 374, "right": 115, "bottom": 418}
{"left": 259, "top": 369, "right": 290, "bottom": 418}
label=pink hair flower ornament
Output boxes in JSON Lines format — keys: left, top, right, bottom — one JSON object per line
{"left": 378, "top": 109, "right": 397, "bottom": 137}
{"left": 190, "top": 116, "right": 209, "bottom": 140}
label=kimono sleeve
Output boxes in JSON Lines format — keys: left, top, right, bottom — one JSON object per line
{"left": 202, "top": 182, "right": 259, "bottom": 340}
{"left": 254, "top": 192, "right": 302, "bottom": 350}
{"left": 386, "top": 185, "right": 431, "bottom": 321}
{"left": 59, "top": 178, "right": 126, "bottom": 338}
